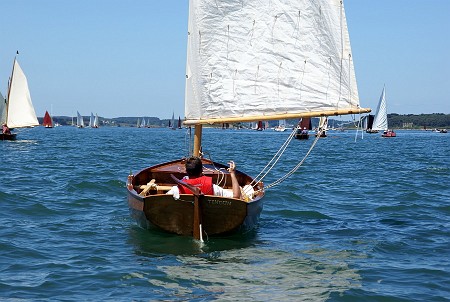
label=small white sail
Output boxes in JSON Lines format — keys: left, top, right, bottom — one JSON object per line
{"left": 372, "top": 87, "right": 388, "bottom": 131}
{"left": 6, "top": 60, "right": 39, "bottom": 128}
{"left": 171, "top": 112, "right": 175, "bottom": 129}
{"left": 93, "top": 114, "right": 99, "bottom": 128}
{"left": 89, "top": 112, "right": 95, "bottom": 127}
{"left": 185, "top": 0, "right": 365, "bottom": 125}
{"left": 77, "top": 111, "right": 84, "bottom": 128}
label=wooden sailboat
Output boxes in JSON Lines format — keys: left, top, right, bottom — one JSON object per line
{"left": 127, "top": 0, "right": 371, "bottom": 240}
{"left": 1, "top": 55, "right": 39, "bottom": 140}
{"left": 42, "top": 110, "right": 53, "bottom": 128}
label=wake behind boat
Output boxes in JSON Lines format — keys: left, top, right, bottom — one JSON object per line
{"left": 127, "top": 0, "right": 371, "bottom": 241}
{"left": 1, "top": 54, "right": 39, "bottom": 141}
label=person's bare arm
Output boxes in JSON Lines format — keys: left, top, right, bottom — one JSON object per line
{"left": 228, "top": 161, "right": 242, "bottom": 199}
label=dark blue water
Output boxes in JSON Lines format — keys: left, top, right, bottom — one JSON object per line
{"left": 1, "top": 126, "right": 449, "bottom": 301}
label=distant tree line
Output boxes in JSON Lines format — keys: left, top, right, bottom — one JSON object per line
{"left": 388, "top": 113, "right": 450, "bottom": 129}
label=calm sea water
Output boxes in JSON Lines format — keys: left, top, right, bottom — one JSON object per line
{"left": 0, "top": 126, "right": 449, "bottom": 301}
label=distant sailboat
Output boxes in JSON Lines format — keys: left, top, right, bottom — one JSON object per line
{"left": 1, "top": 55, "right": 39, "bottom": 140}
{"left": 256, "top": 121, "right": 264, "bottom": 131}
{"left": 42, "top": 110, "right": 53, "bottom": 128}
{"left": 274, "top": 120, "right": 287, "bottom": 132}
{"left": 295, "top": 118, "right": 312, "bottom": 140}
{"left": 76, "top": 111, "right": 84, "bottom": 128}
{"left": 315, "top": 117, "right": 328, "bottom": 137}
{"left": 372, "top": 86, "right": 396, "bottom": 137}
{"left": 88, "top": 112, "right": 95, "bottom": 128}
{"left": 93, "top": 113, "right": 99, "bottom": 128}
{"left": 170, "top": 112, "right": 176, "bottom": 130}
{"left": 178, "top": 116, "right": 182, "bottom": 129}
{"left": 140, "top": 118, "right": 146, "bottom": 128}
{"left": 363, "top": 114, "right": 377, "bottom": 133}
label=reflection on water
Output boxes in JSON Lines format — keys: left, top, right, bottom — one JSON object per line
{"left": 126, "top": 226, "right": 361, "bottom": 301}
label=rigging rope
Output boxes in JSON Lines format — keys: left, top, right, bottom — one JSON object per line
{"left": 251, "top": 125, "right": 298, "bottom": 186}
{"left": 252, "top": 125, "right": 324, "bottom": 194}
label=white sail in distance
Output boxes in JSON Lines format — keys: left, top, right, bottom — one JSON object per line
{"left": 0, "top": 91, "right": 6, "bottom": 125}
{"left": 77, "top": 111, "right": 84, "bottom": 127}
{"left": 185, "top": 0, "right": 368, "bottom": 125}
{"left": 372, "top": 87, "right": 388, "bottom": 131}
{"left": 89, "top": 112, "right": 95, "bottom": 127}
{"left": 94, "top": 114, "right": 99, "bottom": 127}
{"left": 6, "top": 60, "right": 39, "bottom": 128}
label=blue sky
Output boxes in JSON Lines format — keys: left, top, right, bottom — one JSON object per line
{"left": 1, "top": 0, "right": 449, "bottom": 119}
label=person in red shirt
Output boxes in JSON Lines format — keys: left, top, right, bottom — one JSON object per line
{"left": 169, "top": 156, "right": 242, "bottom": 199}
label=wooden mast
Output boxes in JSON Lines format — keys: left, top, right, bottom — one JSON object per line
{"left": 193, "top": 124, "right": 202, "bottom": 157}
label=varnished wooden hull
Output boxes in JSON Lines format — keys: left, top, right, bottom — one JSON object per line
{"left": 127, "top": 158, "right": 264, "bottom": 237}
{"left": 0, "top": 133, "right": 17, "bottom": 140}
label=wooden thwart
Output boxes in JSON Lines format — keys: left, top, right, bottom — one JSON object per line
{"left": 139, "top": 179, "right": 156, "bottom": 196}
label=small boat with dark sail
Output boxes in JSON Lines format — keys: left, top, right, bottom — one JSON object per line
{"left": 362, "top": 114, "right": 378, "bottom": 133}
{"left": 1, "top": 54, "right": 39, "bottom": 141}
{"left": 295, "top": 118, "right": 312, "bottom": 140}
{"left": 127, "top": 0, "right": 371, "bottom": 241}
{"left": 42, "top": 110, "right": 53, "bottom": 128}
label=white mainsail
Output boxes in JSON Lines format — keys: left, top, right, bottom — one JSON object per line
{"left": 185, "top": 0, "right": 368, "bottom": 125}
{"left": 372, "top": 87, "right": 388, "bottom": 131}
{"left": 6, "top": 60, "right": 39, "bottom": 128}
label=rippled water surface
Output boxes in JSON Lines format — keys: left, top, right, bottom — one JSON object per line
{"left": 1, "top": 127, "right": 449, "bottom": 301}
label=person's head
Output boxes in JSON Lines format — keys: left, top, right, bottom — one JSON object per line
{"left": 185, "top": 156, "right": 203, "bottom": 177}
